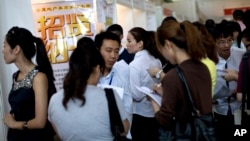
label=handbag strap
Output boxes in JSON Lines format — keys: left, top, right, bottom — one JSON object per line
{"left": 175, "top": 67, "right": 200, "bottom": 116}
{"left": 104, "top": 88, "right": 125, "bottom": 137}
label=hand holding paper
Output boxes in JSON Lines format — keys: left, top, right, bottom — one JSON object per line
{"left": 152, "top": 83, "right": 163, "bottom": 96}
{"left": 136, "top": 86, "right": 162, "bottom": 106}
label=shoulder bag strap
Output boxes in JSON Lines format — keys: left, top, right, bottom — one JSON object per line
{"left": 175, "top": 67, "right": 200, "bottom": 116}
{"left": 104, "top": 88, "right": 125, "bottom": 137}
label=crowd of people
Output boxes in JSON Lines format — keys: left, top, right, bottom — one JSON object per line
{"left": 2, "top": 9, "right": 250, "bottom": 141}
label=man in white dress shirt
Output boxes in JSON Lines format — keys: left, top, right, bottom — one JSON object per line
{"left": 212, "top": 20, "right": 245, "bottom": 140}
{"left": 95, "top": 31, "right": 133, "bottom": 140}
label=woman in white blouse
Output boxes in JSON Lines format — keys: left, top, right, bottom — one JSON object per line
{"left": 126, "top": 28, "right": 162, "bottom": 141}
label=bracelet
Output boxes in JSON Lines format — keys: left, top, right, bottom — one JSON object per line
{"left": 22, "top": 121, "right": 28, "bottom": 130}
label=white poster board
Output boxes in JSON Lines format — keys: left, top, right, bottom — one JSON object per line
{"left": 0, "top": 0, "right": 36, "bottom": 140}
{"left": 0, "top": 79, "right": 7, "bottom": 141}
{"left": 116, "top": 1, "right": 133, "bottom": 47}
{"left": 95, "top": 0, "right": 116, "bottom": 32}
{"left": 145, "top": 1, "right": 157, "bottom": 31}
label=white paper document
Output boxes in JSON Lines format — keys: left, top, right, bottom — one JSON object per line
{"left": 136, "top": 86, "right": 162, "bottom": 106}
{"left": 231, "top": 47, "right": 245, "bottom": 65}
{"left": 97, "top": 84, "right": 124, "bottom": 99}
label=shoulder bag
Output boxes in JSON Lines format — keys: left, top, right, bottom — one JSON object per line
{"left": 159, "top": 67, "right": 218, "bottom": 141}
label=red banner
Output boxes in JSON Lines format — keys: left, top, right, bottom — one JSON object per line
{"left": 224, "top": 7, "right": 250, "bottom": 15}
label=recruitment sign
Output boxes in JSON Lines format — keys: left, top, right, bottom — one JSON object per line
{"left": 32, "top": 0, "right": 95, "bottom": 90}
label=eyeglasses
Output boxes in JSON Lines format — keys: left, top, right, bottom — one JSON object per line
{"left": 216, "top": 38, "right": 234, "bottom": 46}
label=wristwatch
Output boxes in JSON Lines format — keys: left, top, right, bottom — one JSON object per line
{"left": 155, "top": 69, "right": 163, "bottom": 79}
{"left": 22, "top": 121, "right": 28, "bottom": 130}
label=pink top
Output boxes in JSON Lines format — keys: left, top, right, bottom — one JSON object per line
{"left": 237, "top": 21, "right": 246, "bottom": 32}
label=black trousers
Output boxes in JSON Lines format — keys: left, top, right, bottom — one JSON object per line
{"left": 131, "top": 114, "right": 159, "bottom": 141}
{"left": 214, "top": 112, "right": 234, "bottom": 141}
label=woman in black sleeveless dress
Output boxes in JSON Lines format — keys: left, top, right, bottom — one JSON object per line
{"left": 3, "top": 27, "right": 56, "bottom": 141}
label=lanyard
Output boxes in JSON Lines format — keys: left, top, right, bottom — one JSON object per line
{"left": 225, "top": 62, "right": 229, "bottom": 88}
{"left": 109, "top": 72, "right": 114, "bottom": 85}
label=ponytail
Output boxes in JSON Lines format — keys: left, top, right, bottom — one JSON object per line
{"left": 34, "top": 36, "right": 56, "bottom": 98}
{"left": 157, "top": 20, "right": 207, "bottom": 61}
{"left": 6, "top": 27, "right": 56, "bottom": 98}
{"left": 180, "top": 21, "right": 207, "bottom": 60}
{"left": 145, "top": 31, "right": 163, "bottom": 59}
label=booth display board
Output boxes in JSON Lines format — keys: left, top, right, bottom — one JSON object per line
{"left": 116, "top": 0, "right": 133, "bottom": 47}
{"left": 117, "top": 0, "right": 132, "bottom": 8}
{"left": 145, "top": 1, "right": 157, "bottom": 31}
{"left": 132, "top": 0, "right": 146, "bottom": 29}
{"left": 133, "top": 8, "right": 146, "bottom": 29}
{"left": 162, "top": 0, "right": 197, "bottom": 22}
{"left": 132, "top": 0, "right": 144, "bottom": 11}
{"left": 104, "top": 2, "right": 116, "bottom": 26}
{"left": 95, "top": 0, "right": 116, "bottom": 32}
{"left": 154, "top": 6, "right": 164, "bottom": 27}
{"left": 0, "top": 79, "right": 7, "bottom": 141}
{"left": 32, "top": 0, "right": 96, "bottom": 91}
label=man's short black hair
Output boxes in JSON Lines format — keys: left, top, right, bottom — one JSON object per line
{"left": 233, "top": 9, "right": 244, "bottom": 20}
{"left": 94, "top": 31, "right": 121, "bottom": 50}
{"left": 211, "top": 20, "right": 234, "bottom": 40}
{"left": 106, "top": 24, "right": 123, "bottom": 37}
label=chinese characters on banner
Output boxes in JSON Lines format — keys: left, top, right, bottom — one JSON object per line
{"left": 32, "top": 0, "right": 95, "bottom": 91}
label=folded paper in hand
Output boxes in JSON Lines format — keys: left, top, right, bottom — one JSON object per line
{"left": 97, "top": 84, "right": 124, "bottom": 99}
{"left": 136, "top": 86, "right": 162, "bottom": 106}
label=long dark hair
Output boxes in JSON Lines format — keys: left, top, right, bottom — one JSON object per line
{"left": 193, "top": 22, "right": 219, "bottom": 64}
{"left": 129, "top": 27, "right": 162, "bottom": 59}
{"left": 62, "top": 37, "right": 105, "bottom": 109}
{"left": 6, "top": 26, "right": 56, "bottom": 98}
{"left": 148, "top": 30, "right": 167, "bottom": 65}
{"left": 106, "top": 24, "right": 123, "bottom": 37}
{"left": 242, "top": 28, "right": 250, "bottom": 42}
{"left": 95, "top": 31, "right": 121, "bottom": 50}
{"left": 156, "top": 20, "right": 207, "bottom": 61}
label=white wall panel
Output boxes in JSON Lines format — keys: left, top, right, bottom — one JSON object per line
{"left": 0, "top": 1, "right": 35, "bottom": 140}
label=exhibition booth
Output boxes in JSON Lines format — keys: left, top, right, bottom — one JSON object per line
{"left": 1, "top": 0, "right": 250, "bottom": 140}
{"left": 0, "top": 1, "right": 159, "bottom": 140}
